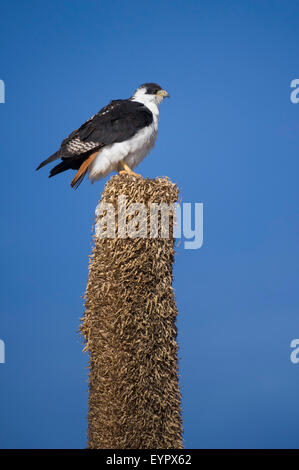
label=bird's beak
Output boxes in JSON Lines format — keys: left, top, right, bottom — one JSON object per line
{"left": 157, "top": 89, "right": 170, "bottom": 99}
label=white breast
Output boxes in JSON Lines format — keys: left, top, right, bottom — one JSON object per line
{"left": 89, "top": 102, "right": 159, "bottom": 181}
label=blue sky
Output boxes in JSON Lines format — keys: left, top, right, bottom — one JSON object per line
{"left": 0, "top": 0, "right": 299, "bottom": 449}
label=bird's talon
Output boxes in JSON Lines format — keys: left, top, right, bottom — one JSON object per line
{"left": 119, "top": 170, "right": 142, "bottom": 178}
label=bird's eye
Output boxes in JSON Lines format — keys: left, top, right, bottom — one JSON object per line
{"left": 146, "top": 88, "right": 159, "bottom": 95}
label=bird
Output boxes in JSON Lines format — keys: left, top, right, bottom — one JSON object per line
{"left": 36, "top": 83, "right": 169, "bottom": 189}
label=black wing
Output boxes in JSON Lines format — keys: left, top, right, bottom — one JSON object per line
{"left": 36, "top": 99, "right": 153, "bottom": 174}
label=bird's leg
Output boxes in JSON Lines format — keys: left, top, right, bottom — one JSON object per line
{"left": 118, "top": 161, "right": 141, "bottom": 177}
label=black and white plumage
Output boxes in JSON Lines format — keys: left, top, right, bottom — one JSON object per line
{"left": 36, "top": 83, "right": 169, "bottom": 188}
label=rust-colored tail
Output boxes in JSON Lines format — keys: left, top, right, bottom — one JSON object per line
{"left": 70, "top": 151, "right": 99, "bottom": 189}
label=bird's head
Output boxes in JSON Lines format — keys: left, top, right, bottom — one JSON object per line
{"left": 132, "top": 83, "right": 170, "bottom": 106}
